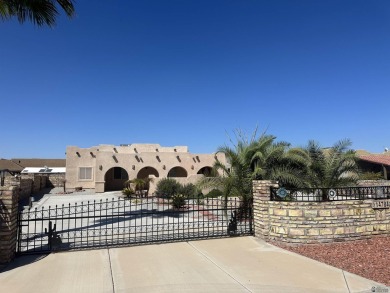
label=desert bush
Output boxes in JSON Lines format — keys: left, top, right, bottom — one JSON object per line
{"left": 122, "top": 187, "right": 134, "bottom": 198}
{"left": 171, "top": 194, "right": 186, "bottom": 209}
{"left": 179, "top": 183, "right": 199, "bottom": 198}
{"left": 156, "top": 178, "right": 181, "bottom": 198}
{"left": 360, "top": 171, "right": 383, "bottom": 180}
{"left": 205, "top": 188, "right": 223, "bottom": 198}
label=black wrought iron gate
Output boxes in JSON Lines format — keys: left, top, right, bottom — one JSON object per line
{"left": 17, "top": 196, "right": 253, "bottom": 254}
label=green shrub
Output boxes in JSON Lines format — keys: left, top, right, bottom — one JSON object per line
{"left": 122, "top": 187, "right": 134, "bottom": 198}
{"left": 205, "top": 188, "right": 223, "bottom": 198}
{"left": 171, "top": 194, "right": 186, "bottom": 209}
{"left": 156, "top": 178, "right": 181, "bottom": 198}
{"left": 179, "top": 183, "right": 199, "bottom": 198}
{"left": 360, "top": 172, "right": 384, "bottom": 180}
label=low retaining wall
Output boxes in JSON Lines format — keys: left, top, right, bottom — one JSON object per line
{"left": 253, "top": 181, "right": 390, "bottom": 244}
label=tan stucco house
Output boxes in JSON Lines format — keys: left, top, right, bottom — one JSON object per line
{"left": 65, "top": 143, "right": 226, "bottom": 193}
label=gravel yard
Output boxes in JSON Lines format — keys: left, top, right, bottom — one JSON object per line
{"left": 270, "top": 236, "right": 390, "bottom": 286}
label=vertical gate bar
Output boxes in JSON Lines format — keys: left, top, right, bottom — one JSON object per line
{"left": 166, "top": 197, "right": 169, "bottom": 241}
{"left": 111, "top": 198, "right": 113, "bottom": 245}
{"left": 93, "top": 200, "right": 96, "bottom": 247}
{"left": 99, "top": 200, "right": 102, "bottom": 246}
{"left": 47, "top": 206, "right": 51, "bottom": 251}
{"left": 156, "top": 197, "right": 158, "bottom": 242}
{"left": 55, "top": 205, "right": 58, "bottom": 249}
{"left": 187, "top": 197, "right": 190, "bottom": 240}
{"left": 145, "top": 198, "right": 148, "bottom": 243}
{"left": 198, "top": 197, "right": 204, "bottom": 237}
{"left": 116, "top": 198, "right": 119, "bottom": 245}
{"left": 61, "top": 204, "right": 64, "bottom": 248}
{"left": 67, "top": 203, "right": 70, "bottom": 248}
{"left": 36, "top": 207, "right": 40, "bottom": 252}
{"left": 105, "top": 198, "right": 108, "bottom": 246}
{"left": 86, "top": 201, "right": 89, "bottom": 247}
{"left": 27, "top": 208, "right": 32, "bottom": 252}
{"left": 151, "top": 197, "right": 153, "bottom": 242}
{"left": 81, "top": 201, "right": 84, "bottom": 246}
{"left": 123, "top": 198, "right": 126, "bottom": 245}
{"left": 74, "top": 203, "right": 78, "bottom": 247}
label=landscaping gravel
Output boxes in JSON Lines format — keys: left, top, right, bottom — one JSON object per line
{"left": 270, "top": 236, "right": 390, "bottom": 286}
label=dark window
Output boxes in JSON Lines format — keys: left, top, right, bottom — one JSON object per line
{"left": 113, "top": 167, "right": 128, "bottom": 180}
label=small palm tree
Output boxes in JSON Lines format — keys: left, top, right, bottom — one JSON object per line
{"left": 0, "top": 0, "right": 75, "bottom": 27}
{"left": 125, "top": 177, "right": 154, "bottom": 197}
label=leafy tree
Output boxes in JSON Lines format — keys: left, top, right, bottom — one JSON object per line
{"left": 303, "top": 139, "right": 359, "bottom": 188}
{"left": 0, "top": 0, "right": 75, "bottom": 27}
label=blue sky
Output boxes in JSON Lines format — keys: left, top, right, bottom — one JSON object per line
{"left": 1, "top": 0, "right": 389, "bottom": 158}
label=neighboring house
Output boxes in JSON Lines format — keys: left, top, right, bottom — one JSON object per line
{"left": 0, "top": 158, "right": 66, "bottom": 188}
{"left": 357, "top": 150, "right": 390, "bottom": 180}
{"left": 21, "top": 167, "right": 66, "bottom": 175}
{"left": 11, "top": 158, "right": 66, "bottom": 168}
{"left": 0, "top": 159, "right": 23, "bottom": 186}
{"left": 66, "top": 143, "right": 226, "bottom": 193}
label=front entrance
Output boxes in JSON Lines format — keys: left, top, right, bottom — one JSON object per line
{"left": 104, "top": 167, "right": 129, "bottom": 191}
{"left": 17, "top": 196, "right": 253, "bottom": 254}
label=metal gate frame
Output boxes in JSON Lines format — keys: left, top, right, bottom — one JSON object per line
{"left": 17, "top": 195, "right": 253, "bottom": 254}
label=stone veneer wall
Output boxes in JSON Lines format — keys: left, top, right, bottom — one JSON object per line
{"left": 0, "top": 186, "right": 19, "bottom": 264}
{"left": 253, "top": 180, "right": 390, "bottom": 244}
{"left": 46, "top": 173, "right": 66, "bottom": 188}
{"left": 19, "top": 179, "right": 33, "bottom": 201}
{"left": 357, "top": 180, "right": 390, "bottom": 187}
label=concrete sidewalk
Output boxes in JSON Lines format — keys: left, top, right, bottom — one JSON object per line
{"left": 0, "top": 237, "right": 384, "bottom": 293}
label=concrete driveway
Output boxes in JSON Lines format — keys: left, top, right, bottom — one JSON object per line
{"left": 0, "top": 236, "right": 383, "bottom": 293}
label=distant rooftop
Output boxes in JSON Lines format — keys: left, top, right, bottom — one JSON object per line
{"left": 11, "top": 158, "right": 66, "bottom": 168}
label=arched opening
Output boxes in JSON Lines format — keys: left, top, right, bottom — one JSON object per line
{"left": 104, "top": 167, "right": 129, "bottom": 191}
{"left": 167, "top": 166, "right": 187, "bottom": 178}
{"left": 137, "top": 166, "right": 159, "bottom": 179}
{"left": 197, "top": 166, "right": 214, "bottom": 177}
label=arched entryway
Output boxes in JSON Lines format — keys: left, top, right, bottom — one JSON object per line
{"left": 137, "top": 166, "right": 159, "bottom": 179}
{"left": 167, "top": 166, "right": 187, "bottom": 178}
{"left": 104, "top": 167, "right": 129, "bottom": 191}
{"left": 197, "top": 166, "right": 214, "bottom": 177}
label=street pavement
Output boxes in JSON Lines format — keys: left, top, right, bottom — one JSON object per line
{"left": 0, "top": 236, "right": 385, "bottom": 293}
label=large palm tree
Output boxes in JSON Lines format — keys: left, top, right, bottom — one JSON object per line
{"left": 198, "top": 129, "right": 307, "bottom": 216}
{"left": 303, "top": 139, "right": 359, "bottom": 188}
{"left": 0, "top": 0, "right": 75, "bottom": 27}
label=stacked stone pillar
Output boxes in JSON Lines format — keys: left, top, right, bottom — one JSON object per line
{"left": 0, "top": 186, "right": 19, "bottom": 264}
{"left": 252, "top": 180, "right": 278, "bottom": 239}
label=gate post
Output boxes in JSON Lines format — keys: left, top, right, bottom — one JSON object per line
{"left": 0, "top": 186, "right": 19, "bottom": 265}
{"left": 252, "top": 180, "right": 278, "bottom": 239}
